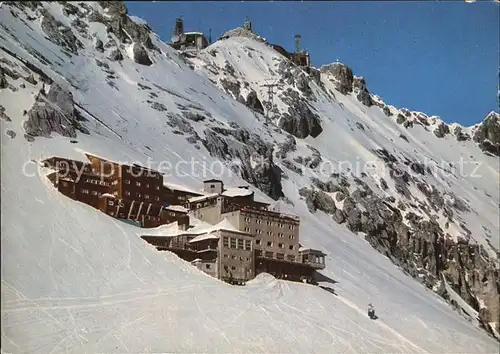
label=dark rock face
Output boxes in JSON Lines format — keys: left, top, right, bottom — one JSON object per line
{"left": 433, "top": 122, "right": 450, "bottom": 138}
{"left": 278, "top": 101, "right": 322, "bottom": 139}
{"left": 1, "top": 105, "right": 12, "bottom": 122}
{"left": 473, "top": 112, "right": 500, "bottom": 156}
{"left": 332, "top": 209, "right": 346, "bottom": 224}
{"left": 276, "top": 135, "right": 297, "bottom": 159}
{"left": 453, "top": 126, "right": 470, "bottom": 142}
{"left": 6, "top": 129, "right": 16, "bottom": 139}
{"left": 250, "top": 157, "right": 285, "bottom": 201}
{"left": 182, "top": 111, "right": 206, "bottom": 122}
{"left": 403, "top": 120, "right": 413, "bottom": 129}
{"left": 401, "top": 108, "right": 412, "bottom": 118}
{"left": 201, "top": 127, "right": 283, "bottom": 200}
{"left": 380, "top": 178, "right": 388, "bottom": 190}
{"left": 310, "top": 177, "right": 342, "bottom": 194}
{"left": 320, "top": 62, "right": 354, "bottom": 95}
{"left": 150, "top": 101, "right": 167, "bottom": 111}
{"left": 98, "top": 2, "right": 156, "bottom": 50}
{"left": 299, "top": 187, "right": 337, "bottom": 214}
{"left": 108, "top": 49, "right": 124, "bottom": 61}
{"left": 202, "top": 129, "right": 230, "bottom": 160}
{"left": 295, "top": 72, "right": 313, "bottom": 97}
{"left": 356, "top": 90, "right": 372, "bottom": 107}
{"left": 41, "top": 9, "right": 82, "bottom": 54}
{"left": 383, "top": 106, "right": 392, "bottom": 117}
{"left": 24, "top": 83, "right": 89, "bottom": 139}
{"left": 355, "top": 122, "right": 365, "bottom": 131}
{"left": 132, "top": 43, "right": 152, "bottom": 66}
{"left": 220, "top": 79, "right": 241, "bottom": 100}
{"left": 26, "top": 74, "right": 37, "bottom": 85}
{"left": 0, "top": 67, "right": 8, "bottom": 89}
{"left": 281, "top": 159, "right": 303, "bottom": 175}
{"left": 305, "top": 145, "right": 322, "bottom": 169}
{"left": 246, "top": 90, "right": 264, "bottom": 114}
{"left": 95, "top": 39, "right": 104, "bottom": 52}
{"left": 396, "top": 114, "right": 406, "bottom": 125}
{"left": 62, "top": 3, "right": 81, "bottom": 17}
{"left": 353, "top": 76, "right": 372, "bottom": 107}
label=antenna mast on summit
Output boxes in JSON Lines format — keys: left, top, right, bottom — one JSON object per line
{"left": 261, "top": 79, "right": 278, "bottom": 123}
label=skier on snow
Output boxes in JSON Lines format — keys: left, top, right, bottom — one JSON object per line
{"left": 368, "top": 303, "right": 376, "bottom": 319}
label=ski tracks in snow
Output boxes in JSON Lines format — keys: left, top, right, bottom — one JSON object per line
{"left": 335, "top": 294, "right": 429, "bottom": 353}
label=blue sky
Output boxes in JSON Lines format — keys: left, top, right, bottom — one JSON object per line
{"left": 126, "top": 1, "right": 499, "bottom": 126}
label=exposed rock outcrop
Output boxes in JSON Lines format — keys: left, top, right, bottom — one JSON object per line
{"left": 108, "top": 49, "right": 124, "bottom": 62}
{"left": 99, "top": 1, "right": 157, "bottom": 50}
{"left": 132, "top": 43, "right": 153, "bottom": 66}
{"left": 434, "top": 122, "right": 450, "bottom": 138}
{"left": 246, "top": 90, "right": 264, "bottom": 114}
{"left": 41, "top": 9, "right": 82, "bottom": 54}
{"left": 276, "top": 135, "right": 297, "bottom": 159}
{"left": 299, "top": 187, "right": 337, "bottom": 214}
{"left": 0, "top": 67, "right": 8, "bottom": 89}
{"left": 453, "top": 126, "right": 471, "bottom": 142}
{"left": 278, "top": 100, "right": 323, "bottom": 139}
{"left": 249, "top": 155, "right": 285, "bottom": 200}
{"left": 0, "top": 105, "right": 12, "bottom": 122}
{"left": 201, "top": 128, "right": 282, "bottom": 200}
{"left": 320, "top": 62, "right": 354, "bottom": 95}
{"left": 473, "top": 111, "right": 500, "bottom": 156}
{"left": 353, "top": 76, "right": 372, "bottom": 107}
{"left": 95, "top": 38, "right": 104, "bottom": 52}
{"left": 23, "top": 83, "right": 89, "bottom": 139}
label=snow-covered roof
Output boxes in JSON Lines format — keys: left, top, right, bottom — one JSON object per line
{"left": 140, "top": 221, "right": 181, "bottom": 237}
{"left": 184, "top": 31, "right": 204, "bottom": 36}
{"left": 188, "top": 193, "right": 219, "bottom": 203}
{"left": 188, "top": 218, "right": 248, "bottom": 244}
{"left": 165, "top": 205, "right": 189, "bottom": 213}
{"left": 189, "top": 232, "right": 219, "bottom": 243}
{"left": 163, "top": 181, "right": 203, "bottom": 195}
{"left": 211, "top": 218, "right": 241, "bottom": 233}
{"left": 141, "top": 215, "right": 231, "bottom": 238}
{"left": 222, "top": 187, "right": 253, "bottom": 197}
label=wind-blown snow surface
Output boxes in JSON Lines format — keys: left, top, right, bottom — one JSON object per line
{"left": 0, "top": 2, "right": 498, "bottom": 353}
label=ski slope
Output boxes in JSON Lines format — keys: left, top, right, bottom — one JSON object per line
{"left": 1, "top": 2, "right": 498, "bottom": 353}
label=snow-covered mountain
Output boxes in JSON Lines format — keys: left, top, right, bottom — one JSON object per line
{"left": 1, "top": 1, "right": 499, "bottom": 352}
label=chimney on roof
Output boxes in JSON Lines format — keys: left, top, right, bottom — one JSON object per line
{"left": 294, "top": 34, "right": 302, "bottom": 53}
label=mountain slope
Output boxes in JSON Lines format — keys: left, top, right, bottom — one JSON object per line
{"left": 190, "top": 29, "right": 500, "bottom": 334}
{"left": 1, "top": 1, "right": 499, "bottom": 352}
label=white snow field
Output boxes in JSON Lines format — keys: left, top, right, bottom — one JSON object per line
{"left": 1, "top": 2, "right": 499, "bottom": 353}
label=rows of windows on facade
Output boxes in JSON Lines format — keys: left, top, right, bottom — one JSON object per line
{"left": 79, "top": 179, "right": 161, "bottom": 199}
{"left": 43, "top": 155, "right": 326, "bottom": 284}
